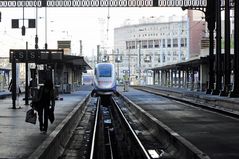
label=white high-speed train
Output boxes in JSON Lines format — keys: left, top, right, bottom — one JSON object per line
{"left": 92, "top": 63, "right": 117, "bottom": 96}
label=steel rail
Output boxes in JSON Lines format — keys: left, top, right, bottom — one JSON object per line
{"left": 111, "top": 97, "right": 151, "bottom": 159}
{"left": 89, "top": 97, "right": 100, "bottom": 159}
{"left": 107, "top": 128, "right": 114, "bottom": 159}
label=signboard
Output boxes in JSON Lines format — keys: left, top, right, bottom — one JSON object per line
{"left": 0, "top": 0, "right": 207, "bottom": 7}
{"left": 9, "top": 49, "right": 63, "bottom": 63}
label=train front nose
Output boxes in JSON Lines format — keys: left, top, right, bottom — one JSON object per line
{"left": 98, "top": 80, "right": 113, "bottom": 89}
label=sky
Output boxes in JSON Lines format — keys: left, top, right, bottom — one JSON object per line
{"left": 0, "top": 7, "right": 185, "bottom": 57}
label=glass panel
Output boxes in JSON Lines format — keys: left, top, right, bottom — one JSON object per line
{"left": 98, "top": 65, "right": 112, "bottom": 77}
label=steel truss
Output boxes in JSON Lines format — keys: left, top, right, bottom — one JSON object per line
{"left": 0, "top": 0, "right": 207, "bottom": 7}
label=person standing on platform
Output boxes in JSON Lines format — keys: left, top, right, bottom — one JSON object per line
{"left": 38, "top": 79, "right": 55, "bottom": 133}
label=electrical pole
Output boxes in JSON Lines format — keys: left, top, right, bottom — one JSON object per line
{"left": 138, "top": 41, "right": 141, "bottom": 84}
{"left": 25, "top": 42, "right": 29, "bottom": 105}
{"left": 97, "top": 45, "right": 100, "bottom": 63}
{"left": 128, "top": 48, "right": 130, "bottom": 83}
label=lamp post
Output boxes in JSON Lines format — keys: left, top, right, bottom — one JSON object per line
{"left": 79, "top": 40, "right": 82, "bottom": 56}
{"left": 137, "top": 40, "right": 141, "bottom": 85}
{"left": 116, "top": 49, "right": 120, "bottom": 81}
{"left": 25, "top": 41, "right": 29, "bottom": 105}
{"left": 128, "top": 48, "right": 131, "bottom": 84}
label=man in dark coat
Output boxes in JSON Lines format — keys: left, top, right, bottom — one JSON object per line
{"left": 38, "top": 79, "right": 55, "bottom": 133}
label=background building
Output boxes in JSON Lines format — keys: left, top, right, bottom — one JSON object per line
{"left": 0, "top": 57, "right": 11, "bottom": 91}
{"left": 113, "top": 10, "right": 205, "bottom": 85}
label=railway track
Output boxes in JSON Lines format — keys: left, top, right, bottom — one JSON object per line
{"left": 38, "top": 86, "right": 239, "bottom": 159}
{"left": 57, "top": 86, "right": 223, "bottom": 159}
{"left": 59, "top": 94, "right": 169, "bottom": 159}
{"left": 90, "top": 96, "right": 157, "bottom": 159}
{"left": 61, "top": 84, "right": 239, "bottom": 159}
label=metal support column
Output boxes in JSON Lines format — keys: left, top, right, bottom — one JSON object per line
{"left": 170, "top": 69, "right": 173, "bottom": 87}
{"left": 212, "top": 0, "right": 222, "bottom": 95}
{"left": 161, "top": 70, "right": 164, "bottom": 86}
{"left": 178, "top": 69, "right": 181, "bottom": 88}
{"left": 206, "top": 0, "right": 216, "bottom": 94}
{"left": 153, "top": 70, "right": 156, "bottom": 85}
{"left": 165, "top": 70, "right": 168, "bottom": 87}
{"left": 11, "top": 53, "right": 16, "bottom": 109}
{"left": 186, "top": 69, "right": 190, "bottom": 89}
{"left": 191, "top": 69, "right": 195, "bottom": 91}
{"left": 25, "top": 42, "right": 29, "bottom": 105}
{"left": 220, "top": 0, "right": 231, "bottom": 96}
{"left": 182, "top": 70, "right": 185, "bottom": 88}
{"left": 158, "top": 70, "right": 160, "bottom": 85}
{"left": 197, "top": 66, "right": 200, "bottom": 91}
{"left": 164, "top": 70, "right": 167, "bottom": 87}
{"left": 229, "top": 0, "right": 239, "bottom": 97}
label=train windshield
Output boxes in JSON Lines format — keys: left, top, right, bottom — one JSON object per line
{"left": 98, "top": 65, "right": 112, "bottom": 77}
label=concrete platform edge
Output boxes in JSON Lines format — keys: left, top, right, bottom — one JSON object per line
{"left": 27, "top": 93, "right": 91, "bottom": 159}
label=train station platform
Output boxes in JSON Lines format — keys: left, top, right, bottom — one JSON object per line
{"left": 130, "top": 85, "right": 239, "bottom": 116}
{"left": 0, "top": 86, "right": 92, "bottom": 159}
{"left": 120, "top": 86, "right": 239, "bottom": 159}
{"left": 0, "top": 90, "right": 11, "bottom": 99}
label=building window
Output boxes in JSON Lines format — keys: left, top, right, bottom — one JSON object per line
{"left": 142, "top": 40, "right": 147, "bottom": 49}
{"left": 181, "top": 38, "right": 185, "bottom": 47}
{"left": 167, "top": 39, "right": 171, "bottom": 47}
{"left": 126, "top": 41, "right": 129, "bottom": 49}
{"left": 131, "top": 41, "right": 136, "bottom": 49}
{"left": 162, "top": 39, "right": 165, "bottom": 48}
{"left": 173, "top": 38, "right": 178, "bottom": 47}
{"left": 163, "top": 53, "right": 166, "bottom": 62}
{"left": 148, "top": 40, "right": 154, "bottom": 48}
{"left": 182, "top": 38, "right": 187, "bottom": 47}
{"left": 154, "top": 40, "right": 159, "bottom": 48}
{"left": 136, "top": 41, "right": 142, "bottom": 49}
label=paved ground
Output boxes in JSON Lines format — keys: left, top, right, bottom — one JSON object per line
{"left": 121, "top": 87, "right": 239, "bottom": 159}
{"left": 1, "top": 84, "right": 238, "bottom": 159}
{"left": 0, "top": 85, "right": 92, "bottom": 159}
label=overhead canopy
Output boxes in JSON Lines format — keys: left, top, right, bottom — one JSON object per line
{"left": 9, "top": 49, "right": 91, "bottom": 70}
{"left": 63, "top": 55, "right": 91, "bottom": 70}
{"left": 0, "top": 68, "right": 10, "bottom": 73}
{"left": 151, "top": 56, "right": 209, "bottom": 71}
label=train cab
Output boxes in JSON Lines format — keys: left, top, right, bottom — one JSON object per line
{"left": 92, "top": 63, "right": 117, "bottom": 96}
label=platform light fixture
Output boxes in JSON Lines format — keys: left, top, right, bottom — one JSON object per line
{"left": 11, "top": 19, "right": 36, "bottom": 35}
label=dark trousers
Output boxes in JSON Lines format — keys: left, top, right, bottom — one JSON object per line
{"left": 38, "top": 103, "right": 50, "bottom": 131}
